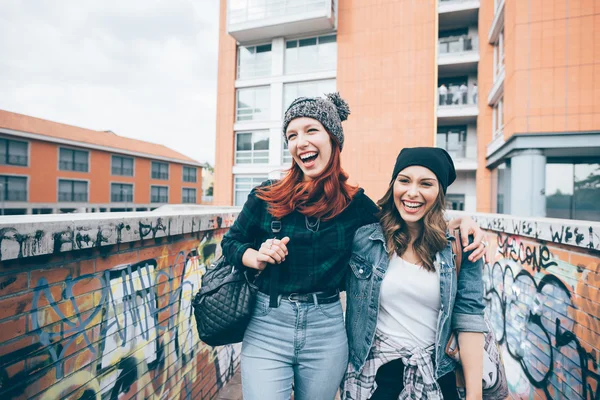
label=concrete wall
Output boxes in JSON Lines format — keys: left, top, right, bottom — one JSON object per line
{"left": 450, "top": 211, "right": 600, "bottom": 400}
{"left": 0, "top": 208, "right": 241, "bottom": 399}
{"left": 0, "top": 208, "right": 599, "bottom": 399}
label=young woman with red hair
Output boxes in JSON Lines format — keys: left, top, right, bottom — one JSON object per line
{"left": 220, "top": 93, "right": 486, "bottom": 400}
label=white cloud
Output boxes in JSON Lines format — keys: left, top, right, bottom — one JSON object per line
{"left": 0, "top": 0, "right": 220, "bottom": 164}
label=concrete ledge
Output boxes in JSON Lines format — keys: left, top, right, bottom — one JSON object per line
{"left": 448, "top": 211, "right": 600, "bottom": 251}
{"left": 0, "top": 207, "right": 241, "bottom": 261}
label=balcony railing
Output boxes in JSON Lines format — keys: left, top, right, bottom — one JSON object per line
{"left": 112, "top": 167, "right": 134, "bottom": 176}
{"left": 182, "top": 196, "right": 197, "bottom": 204}
{"left": 438, "top": 36, "right": 475, "bottom": 54}
{"left": 438, "top": 88, "right": 477, "bottom": 106}
{"left": 151, "top": 172, "right": 169, "bottom": 180}
{"left": 235, "top": 150, "right": 269, "bottom": 165}
{"left": 2, "top": 155, "right": 28, "bottom": 166}
{"left": 59, "top": 161, "right": 89, "bottom": 172}
{"left": 111, "top": 193, "right": 133, "bottom": 203}
{"left": 59, "top": 193, "right": 88, "bottom": 202}
{"left": 4, "top": 190, "right": 27, "bottom": 201}
{"left": 151, "top": 195, "right": 168, "bottom": 203}
{"left": 229, "top": 0, "right": 329, "bottom": 25}
{"left": 442, "top": 143, "right": 467, "bottom": 159}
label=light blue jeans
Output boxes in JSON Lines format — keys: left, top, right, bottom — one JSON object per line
{"left": 241, "top": 291, "right": 348, "bottom": 400}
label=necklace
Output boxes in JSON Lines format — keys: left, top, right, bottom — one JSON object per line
{"left": 305, "top": 216, "right": 321, "bottom": 232}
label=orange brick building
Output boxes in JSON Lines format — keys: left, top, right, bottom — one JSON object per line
{"left": 214, "top": 0, "right": 599, "bottom": 221}
{"left": 0, "top": 110, "right": 204, "bottom": 215}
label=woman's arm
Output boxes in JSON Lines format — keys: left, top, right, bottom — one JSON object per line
{"left": 452, "top": 248, "right": 487, "bottom": 400}
{"left": 221, "top": 191, "right": 263, "bottom": 268}
{"left": 448, "top": 216, "right": 486, "bottom": 262}
{"left": 458, "top": 332, "right": 484, "bottom": 400}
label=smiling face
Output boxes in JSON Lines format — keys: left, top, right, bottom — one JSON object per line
{"left": 285, "top": 117, "right": 333, "bottom": 181}
{"left": 393, "top": 165, "right": 440, "bottom": 225}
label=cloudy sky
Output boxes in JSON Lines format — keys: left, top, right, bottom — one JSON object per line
{"left": 0, "top": 0, "right": 220, "bottom": 165}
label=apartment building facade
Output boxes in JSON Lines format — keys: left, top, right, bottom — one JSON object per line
{"left": 0, "top": 110, "right": 204, "bottom": 215}
{"left": 214, "top": 0, "right": 600, "bottom": 222}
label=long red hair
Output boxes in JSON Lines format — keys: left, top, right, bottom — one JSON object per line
{"left": 255, "top": 137, "right": 358, "bottom": 220}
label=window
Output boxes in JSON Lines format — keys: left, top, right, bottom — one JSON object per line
{"left": 494, "top": 30, "right": 504, "bottom": 77}
{"left": 112, "top": 155, "right": 134, "bottom": 176}
{"left": 0, "top": 176, "right": 27, "bottom": 201}
{"left": 58, "top": 180, "right": 88, "bottom": 202}
{"left": 151, "top": 162, "right": 169, "bottom": 180}
{"left": 236, "top": 86, "right": 270, "bottom": 122}
{"left": 446, "top": 194, "right": 465, "bottom": 211}
{"left": 285, "top": 34, "right": 337, "bottom": 74}
{"left": 59, "top": 148, "right": 89, "bottom": 172}
{"left": 282, "top": 141, "right": 292, "bottom": 164}
{"left": 234, "top": 176, "right": 268, "bottom": 206}
{"left": 238, "top": 44, "right": 272, "bottom": 79}
{"left": 438, "top": 28, "right": 473, "bottom": 54}
{"left": 183, "top": 166, "right": 197, "bottom": 182}
{"left": 437, "top": 126, "right": 467, "bottom": 159}
{"left": 493, "top": 97, "right": 504, "bottom": 138}
{"left": 182, "top": 188, "right": 197, "bottom": 204}
{"left": 438, "top": 77, "right": 471, "bottom": 106}
{"left": 236, "top": 131, "right": 269, "bottom": 164}
{"left": 546, "top": 163, "right": 600, "bottom": 222}
{"left": 0, "top": 138, "right": 28, "bottom": 166}
{"left": 111, "top": 183, "right": 134, "bottom": 202}
{"left": 151, "top": 186, "right": 169, "bottom": 203}
{"left": 283, "top": 79, "right": 337, "bottom": 112}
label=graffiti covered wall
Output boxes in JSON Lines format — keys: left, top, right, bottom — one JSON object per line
{"left": 0, "top": 210, "right": 240, "bottom": 399}
{"left": 468, "top": 214, "right": 600, "bottom": 400}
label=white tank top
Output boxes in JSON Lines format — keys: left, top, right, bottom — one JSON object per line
{"left": 377, "top": 254, "right": 441, "bottom": 350}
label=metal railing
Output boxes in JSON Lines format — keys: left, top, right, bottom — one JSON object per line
{"left": 111, "top": 193, "right": 133, "bottom": 202}
{"left": 151, "top": 172, "right": 169, "bottom": 180}
{"left": 4, "top": 190, "right": 27, "bottom": 201}
{"left": 235, "top": 150, "right": 269, "bottom": 165}
{"left": 438, "top": 36, "right": 475, "bottom": 54}
{"left": 59, "top": 161, "right": 89, "bottom": 172}
{"left": 151, "top": 195, "right": 168, "bottom": 203}
{"left": 437, "top": 87, "right": 477, "bottom": 106}
{"left": 229, "top": 0, "right": 328, "bottom": 25}
{"left": 2, "top": 155, "right": 28, "bottom": 166}
{"left": 112, "top": 167, "right": 134, "bottom": 176}
{"left": 58, "top": 192, "right": 88, "bottom": 202}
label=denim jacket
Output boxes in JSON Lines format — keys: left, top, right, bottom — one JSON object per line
{"left": 345, "top": 223, "right": 487, "bottom": 378}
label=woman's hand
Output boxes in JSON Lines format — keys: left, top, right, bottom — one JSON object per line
{"left": 242, "top": 237, "right": 290, "bottom": 270}
{"left": 452, "top": 217, "right": 487, "bottom": 262}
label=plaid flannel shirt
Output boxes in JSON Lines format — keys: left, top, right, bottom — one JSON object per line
{"left": 221, "top": 183, "right": 379, "bottom": 295}
{"left": 342, "top": 331, "right": 456, "bottom": 400}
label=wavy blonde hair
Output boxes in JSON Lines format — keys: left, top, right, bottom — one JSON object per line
{"left": 377, "top": 180, "right": 448, "bottom": 272}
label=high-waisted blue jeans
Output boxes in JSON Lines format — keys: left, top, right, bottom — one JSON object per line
{"left": 241, "top": 291, "right": 348, "bottom": 400}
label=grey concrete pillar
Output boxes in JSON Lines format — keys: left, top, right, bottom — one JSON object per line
{"left": 509, "top": 149, "right": 546, "bottom": 217}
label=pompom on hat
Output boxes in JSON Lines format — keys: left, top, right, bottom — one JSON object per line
{"left": 282, "top": 92, "right": 350, "bottom": 150}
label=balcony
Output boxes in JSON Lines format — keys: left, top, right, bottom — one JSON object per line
{"left": 438, "top": 35, "right": 479, "bottom": 74}
{"left": 227, "top": 0, "right": 335, "bottom": 43}
{"left": 437, "top": 87, "right": 479, "bottom": 123}
{"left": 438, "top": 0, "right": 479, "bottom": 27}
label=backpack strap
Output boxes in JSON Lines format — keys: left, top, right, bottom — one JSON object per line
{"left": 450, "top": 228, "right": 462, "bottom": 276}
{"left": 268, "top": 219, "right": 281, "bottom": 308}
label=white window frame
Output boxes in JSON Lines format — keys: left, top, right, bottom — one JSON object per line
{"left": 58, "top": 178, "right": 89, "bottom": 202}
{"left": 236, "top": 86, "right": 270, "bottom": 122}
{"left": 237, "top": 43, "right": 272, "bottom": 79}
{"left": 234, "top": 175, "right": 268, "bottom": 207}
{"left": 150, "top": 185, "right": 169, "bottom": 203}
{"left": 151, "top": 161, "right": 169, "bottom": 180}
{"left": 235, "top": 131, "right": 270, "bottom": 165}
{"left": 285, "top": 34, "right": 337, "bottom": 75}
{"left": 493, "top": 30, "right": 504, "bottom": 78}
{"left": 110, "top": 182, "right": 134, "bottom": 203}
{"left": 493, "top": 97, "right": 504, "bottom": 139}
{"left": 0, "top": 174, "right": 29, "bottom": 202}
{"left": 111, "top": 155, "right": 135, "bottom": 177}
{"left": 182, "top": 166, "right": 197, "bottom": 183}
{"left": 282, "top": 140, "right": 292, "bottom": 164}
{"left": 282, "top": 79, "right": 337, "bottom": 113}
{"left": 182, "top": 187, "right": 197, "bottom": 204}
{"left": 58, "top": 146, "right": 90, "bottom": 173}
